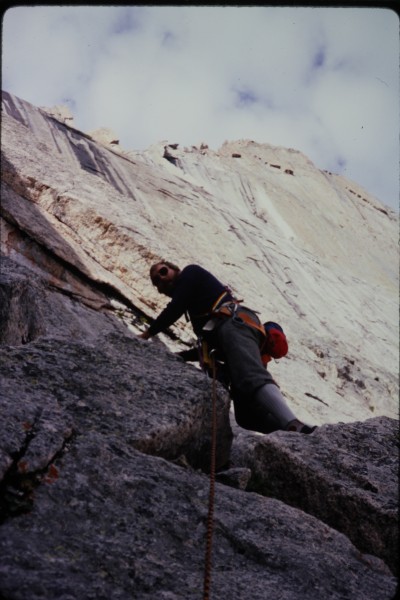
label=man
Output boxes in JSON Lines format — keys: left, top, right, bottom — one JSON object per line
{"left": 140, "top": 261, "right": 316, "bottom": 434}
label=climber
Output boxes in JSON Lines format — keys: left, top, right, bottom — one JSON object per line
{"left": 139, "top": 261, "right": 316, "bottom": 434}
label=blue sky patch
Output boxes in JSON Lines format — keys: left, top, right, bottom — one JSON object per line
{"left": 235, "top": 89, "right": 258, "bottom": 107}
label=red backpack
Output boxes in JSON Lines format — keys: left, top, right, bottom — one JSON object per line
{"left": 261, "top": 322, "right": 289, "bottom": 365}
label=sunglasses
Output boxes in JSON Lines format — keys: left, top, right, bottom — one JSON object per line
{"left": 152, "top": 266, "right": 169, "bottom": 286}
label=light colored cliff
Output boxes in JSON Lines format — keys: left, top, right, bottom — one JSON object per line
{"left": 1, "top": 90, "right": 398, "bottom": 429}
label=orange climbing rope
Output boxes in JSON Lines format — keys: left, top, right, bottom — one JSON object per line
{"left": 203, "top": 351, "right": 217, "bottom": 600}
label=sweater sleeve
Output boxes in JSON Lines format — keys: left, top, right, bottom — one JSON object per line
{"left": 147, "top": 296, "right": 187, "bottom": 336}
{"left": 146, "top": 267, "right": 195, "bottom": 336}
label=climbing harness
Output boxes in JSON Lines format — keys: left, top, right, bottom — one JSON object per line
{"left": 203, "top": 350, "right": 218, "bottom": 600}
{"left": 214, "top": 302, "right": 266, "bottom": 337}
{"left": 206, "top": 302, "right": 289, "bottom": 364}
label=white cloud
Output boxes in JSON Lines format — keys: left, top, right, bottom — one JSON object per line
{"left": 1, "top": 5, "right": 399, "bottom": 210}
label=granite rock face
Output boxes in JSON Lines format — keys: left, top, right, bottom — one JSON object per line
{"left": 0, "top": 253, "right": 397, "bottom": 600}
{"left": 0, "top": 91, "right": 399, "bottom": 598}
{"left": 0, "top": 258, "right": 233, "bottom": 475}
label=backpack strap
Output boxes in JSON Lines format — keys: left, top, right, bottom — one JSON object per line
{"left": 194, "top": 289, "right": 239, "bottom": 319}
{"left": 210, "top": 290, "right": 233, "bottom": 312}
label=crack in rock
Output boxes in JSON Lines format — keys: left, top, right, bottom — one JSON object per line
{"left": 0, "top": 417, "right": 75, "bottom": 523}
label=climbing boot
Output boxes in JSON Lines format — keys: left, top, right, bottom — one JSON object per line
{"left": 286, "top": 419, "right": 317, "bottom": 434}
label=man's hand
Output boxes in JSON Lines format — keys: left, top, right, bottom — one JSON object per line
{"left": 138, "top": 329, "right": 151, "bottom": 340}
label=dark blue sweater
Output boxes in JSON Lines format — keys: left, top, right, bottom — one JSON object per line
{"left": 147, "top": 264, "right": 234, "bottom": 337}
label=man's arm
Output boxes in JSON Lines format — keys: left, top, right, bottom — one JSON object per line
{"left": 140, "top": 270, "right": 194, "bottom": 339}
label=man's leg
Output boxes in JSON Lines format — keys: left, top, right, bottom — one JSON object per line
{"left": 217, "top": 311, "right": 316, "bottom": 434}
{"left": 231, "top": 386, "right": 281, "bottom": 434}
{"left": 216, "top": 310, "right": 274, "bottom": 396}
{"left": 253, "top": 383, "right": 296, "bottom": 427}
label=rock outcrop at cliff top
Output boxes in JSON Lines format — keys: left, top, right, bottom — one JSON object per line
{"left": 0, "top": 91, "right": 398, "bottom": 599}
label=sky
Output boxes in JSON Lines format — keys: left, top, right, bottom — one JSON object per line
{"left": 1, "top": 5, "right": 399, "bottom": 212}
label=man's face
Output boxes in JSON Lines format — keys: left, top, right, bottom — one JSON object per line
{"left": 150, "top": 264, "right": 178, "bottom": 296}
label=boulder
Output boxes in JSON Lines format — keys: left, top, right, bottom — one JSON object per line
{"left": 230, "top": 417, "right": 399, "bottom": 576}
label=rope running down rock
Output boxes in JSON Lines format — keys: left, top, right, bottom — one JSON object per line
{"left": 203, "top": 351, "right": 218, "bottom": 600}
